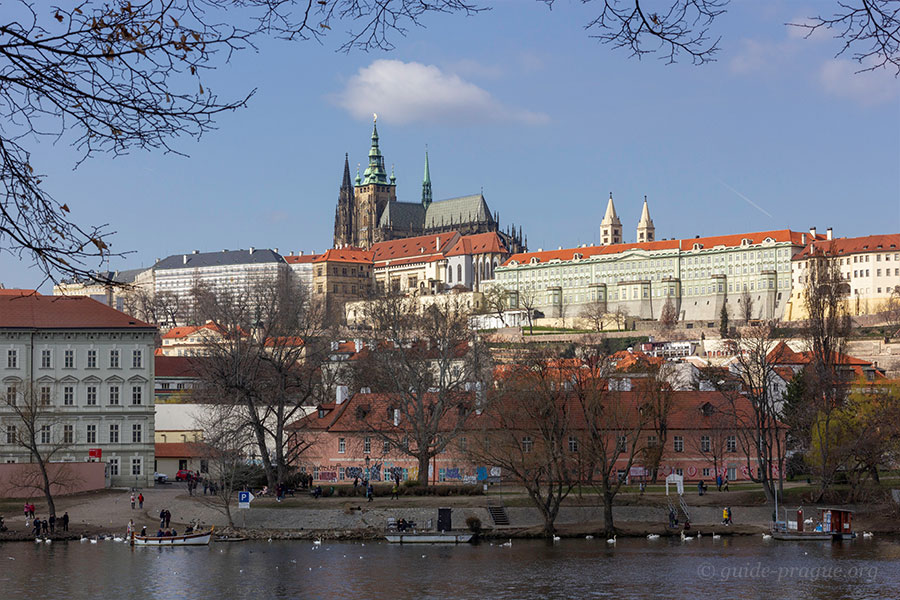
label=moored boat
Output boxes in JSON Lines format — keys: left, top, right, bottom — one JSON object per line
{"left": 131, "top": 529, "right": 213, "bottom": 546}
{"left": 772, "top": 508, "right": 856, "bottom": 542}
{"left": 384, "top": 532, "right": 473, "bottom": 544}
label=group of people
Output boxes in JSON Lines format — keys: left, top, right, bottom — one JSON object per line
{"left": 351, "top": 477, "right": 377, "bottom": 502}
{"left": 722, "top": 507, "right": 733, "bottom": 525}
{"left": 130, "top": 492, "right": 145, "bottom": 509}
{"left": 30, "top": 513, "right": 69, "bottom": 536}
{"left": 159, "top": 508, "right": 172, "bottom": 529}
{"left": 715, "top": 475, "right": 730, "bottom": 492}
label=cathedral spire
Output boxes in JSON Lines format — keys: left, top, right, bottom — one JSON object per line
{"left": 637, "top": 194, "right": 655, "bottom": 243}
{"left": 600, "top": 192, "right": 623, "bottom": 246}
{"left": 362, "top": 114, "right": 390, "bottom": 185}
{"left": 341, "top": 153, "right": 352, "bottom": 190}
{"left": 422, "top": 149, "right": 433, "bottom": 207}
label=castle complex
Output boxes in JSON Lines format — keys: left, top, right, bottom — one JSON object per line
{"left": 333, "top": 117, "right": 526, "bottom": 254}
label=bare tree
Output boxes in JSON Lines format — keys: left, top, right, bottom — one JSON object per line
{"left": 479, "top": 285, "right": 508, "bottom": 328}
{"left": 468, "top": 350, "right": 578, "bottom": 537}
{"left": 582, "top": 298, "right": 609, "bottom": 333}
{"left": 692, "top": 395, "right": 733, "bottom": 487}
{"left": 802, "top": 247, "right": 852, "bottom": 500}
{"left": 638, "top": 363, "right": 676, "bottom": 484}
{"left": 353, "top": 294, "right": 490, "bottom": 486}
{"left": 195, "top": 404, "right": 253, "bottom": 528}
{"left": 570, "top": 347, "right": 649, "bottom": 535}
{"left": 192, "top": 271, "right": 330, "bottom": 489}
{"left": 517, "top": 288, "right": 539, "bottom": 335}
{"left": 1, "top": 383, "right": 77, "bottom": 518}
{"left": 658, "top": 297, "right": 678, "bottom": 331}
{"left": 880, "top": 285, "right": 900, "bottom": 336}
{"left": 739, "top": 289, "right": 754, "bottom": 323}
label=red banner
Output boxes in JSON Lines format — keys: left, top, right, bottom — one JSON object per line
{"left": 88, "top": 448, "right": 102, "bottom": 459}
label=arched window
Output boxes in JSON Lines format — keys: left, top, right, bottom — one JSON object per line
{"left": 448, "top": 267, "right": 452, "bottom": 283}
{"left": 457, "top": 264, "right": 462, "bottom": 282}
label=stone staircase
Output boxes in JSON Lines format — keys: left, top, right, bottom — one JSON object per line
{"left": 487, "top": 505, "right": 510, "bottom": 526}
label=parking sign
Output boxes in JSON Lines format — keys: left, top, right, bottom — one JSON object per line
{"left": 238, "top": 491, "right": 254, "bottom": 509}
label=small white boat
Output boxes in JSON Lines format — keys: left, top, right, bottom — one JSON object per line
{"left": 132, "top": 529, "right": 213, "bottom": 546}
{"left": 384, "top": 532, "right": 473, "bottom": 544}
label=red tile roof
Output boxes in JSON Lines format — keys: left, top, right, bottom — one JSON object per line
{"left": 372, "top": 232, "right": 460, "bottom": 262}
{"left": 161, "top": 322, "right": 225, "bottom": 340}
{"left": 0, "top": 289, "right": 40, "bottom": 296}
{"left": 445, "top": 232, "right": 507, "bottom": 257}
{"left": 284, "top": 254, "right": 322, "bottom": 264}
{"left": 155, "top": 442, "right": 206, "bottom": 458}
{"left": 502, "top": 229, "right": 823, "bottom": 266}
{"left": 794, "top": 234, "right": 900, "bottom": 260}
{"left": 0, "top": 295, "right": 154, "bottom": 329}
{"left": 313, "top": 247, "right": 375, "bottom": 265}
{"left": 155, "top": 355, "right": 204, "bottom": 378}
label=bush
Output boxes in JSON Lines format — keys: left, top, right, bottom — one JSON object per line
{"left": 465, "top": 516, "right": 482, "bottom": 533}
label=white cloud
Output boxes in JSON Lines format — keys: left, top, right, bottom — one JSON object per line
{"left": 729, "top": 39, "right": 793, "bottom": 74}
{"left": 819, "top": 59, "right": 899, "bottom": 106}
{"left": 333, "top": 59, "right": 548, "bottom": 125}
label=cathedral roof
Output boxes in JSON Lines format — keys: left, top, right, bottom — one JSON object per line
{"left": 445, "top": 232, "right": 507, "bottom": 257}
{"left": 424, "top": 194, "right": 493, "bottom": 230}
{"left": 378, "top": 201, "right": 425, "bottom": 231}
{"left": 372, "top": 232, "right": 460, "bottom": 263}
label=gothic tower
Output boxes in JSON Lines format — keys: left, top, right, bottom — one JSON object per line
{"left": 600, "top": 192, "right": 623, "bottom": 245}
{"left": 354, "top": 115, "right": 396, "bottom": 248}
{"left": 422, "top": 150, "right": 433, "bottom": 208}
{"left": 333, "top": 153, "right": 355, "bottom": 248}
{"left": 636, "top": 195, "right": 655, "bottom": 243}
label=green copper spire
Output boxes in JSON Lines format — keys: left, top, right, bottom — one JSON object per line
{"left": 361, "top": 114, "right": 390, "bottom": 185}
{"left": 355, "top": 163, "right": 361, "bottom": 186}
{"left": 421, "top": 149, "right": 433, "bottom": 207}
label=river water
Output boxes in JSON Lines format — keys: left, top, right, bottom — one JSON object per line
{"left": 1, "top": 536, "right": 898, "bottom": 599}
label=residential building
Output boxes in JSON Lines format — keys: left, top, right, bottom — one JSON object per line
{"left": 284, "top": 251, "right": 321, "bottom": 298}
{"left": 786, "top": 232, "right": 900, "bottom": 319}
{"left": 332, "top": 118, "right": 525, "bottom": 253}
{"left": 158, "top": 323, "right": 227, "bottom": 357}
{"left": 494, "top": 228, "right": 826, "bottom": 323}
{"left": 0, "top": 293, "right": 157, "bottom": 487}
{"left": 53, "top": 268, "right": 147, "bottom": 312}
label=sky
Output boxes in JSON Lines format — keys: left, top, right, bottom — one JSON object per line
{"left": 2, "top": 0, "right": 898, "bottom": 290}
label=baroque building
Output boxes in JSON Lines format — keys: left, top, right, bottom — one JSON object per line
{"left": 333, "top": 117, "right": 526, "bottom": 254}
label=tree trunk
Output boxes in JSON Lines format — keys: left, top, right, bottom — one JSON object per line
{"left": 37, "top": 459, "right": 56, "bottom": 518}
{"left": 417, "top": 454, "right": 431, "bottom": 486}
{"left": 603, "top": 489, "right": 615, "bottom": 536}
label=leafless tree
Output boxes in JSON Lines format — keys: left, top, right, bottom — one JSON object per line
{"left": 1, "top": 383, "right": 78, "bottom": 518}
{"left": 123, "top": 287, "right": 191, "bottom": 327}
{"left": 0, "top": 0, "right": 483, "bottom": 283}
{"left": 468, "top": 350, "right": 578, "bottom": 537}
{"left": 352, "top": 294, "right": 490, "bottom": 486}
{"left": 637, "top": 363, "right": 677, "bottom": 483}
{"left": 479, "top": 285, "right": 508, "bottom": 328}
{"left": 570, "top": 347, "right": 649, "bottom": 535}
{"left": 658, "top": 297, "right": 678, "bottom": 331}
{"left": 691, "top": 395, "right": 733, "bottom": 487}
{"left": 582, "top": 298, "right": 610, "bottom": 333}
{"left": 195, "top": 404, "right": 254, "bottom": 528}
{"left": 192, "top": 271, "right": 330, "bottom": 489}
{"left": 789, "top": 1, "right": 900, "bottom": 74}
{"left": 880, "top": 285, "right": 900, "bottom": 336}
{"left": 801, "top": 247, "right": 852, "bottom": 500}
{"left": 739, "top": 289, "right": 754, "bottom": 323}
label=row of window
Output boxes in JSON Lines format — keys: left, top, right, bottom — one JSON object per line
{"left": 513, "top": 434, "right": 739, "bottom": 453}
{"left": 4, "top": 384, "right": 144, "bottom": 406}
{"left": 5, "top": 423, "right": 145, "bottom": 445}
{"left": 6, "top": 348, "right": 144, "bottom": 370}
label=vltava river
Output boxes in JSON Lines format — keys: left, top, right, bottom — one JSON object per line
{"left": 1, "top": 536, "right": 897, "bottom": 599}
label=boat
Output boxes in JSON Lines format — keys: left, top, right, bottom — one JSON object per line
{"left": 131, "top": 529, "right": 213, "bottom": 546}
{"left": 384, "top": 532, "right": 473, "bottom": 544}
{"left": 771, "top": 507, "right": 856, "bottom": 542}
{"left": 215, "top": 535, "right": 248, "bottom": 543}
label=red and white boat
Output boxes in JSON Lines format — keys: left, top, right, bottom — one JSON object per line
{"left": 131, "top": 529, "right": 213, "bottom": 546}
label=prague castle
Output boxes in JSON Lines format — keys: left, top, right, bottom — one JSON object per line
{"left": 333, "top": 117, "right": 526, "bottom": 254}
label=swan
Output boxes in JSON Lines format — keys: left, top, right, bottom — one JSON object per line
{"left": 500, "top": 539, "right": 512, "bottom": 547}
{"left": 712, "top": 533, "right": 721, "bottom": 539}
{"left": 606, "top": 535, "right": 617, "bottom": 544}
{"left": 681, "top": 531, "right": 694, "bottom": 541}
{"left": 762, "top": 533, "right": 772, "bottom": 540}
{"left": 552, "top": 535, "right": 561, "bottom": 542}
{"left": 79, "top": 536, "right": 88, "bottom": 543}
{"left": 862, "top": 531, "right": 873, "bottom": 538}
{"left": 585, "top": 535, "right": 594, "bottom": 540}
{"left": 34, "top": 538, "right": 42, "bottom": 543}
{"left": 696, "top": 531, "right": 702, "bottom": 538}
{"left": 646, "top": 534, "right": 660, "bottom": 540}
{"left": 267, "top": 538, "right": 273, "bottom": 543}
{"left": 44, "top": 539, "right": 51, "bottom": 544}
{"left": 312, "top": 539, "right": 322, "bottom": 545}
{"left": 113, "top": 536, "right": 123, "bottom": 542}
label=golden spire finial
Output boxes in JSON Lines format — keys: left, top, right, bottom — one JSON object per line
{"left": 373, "top": 112, "right": 378, "bottom": 123}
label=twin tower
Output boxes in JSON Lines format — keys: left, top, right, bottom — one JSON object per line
{"left": 599, "top": 193, "right": 655, "bottom": 246}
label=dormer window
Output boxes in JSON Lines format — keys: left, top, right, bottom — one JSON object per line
{"left": 530, "top": 257, "right": 540, "bottom": 264}
{"left": 573, "top": 253, "right": 583, "bottom": 260}
{"left": 700, "top": 402, "right": 715, "bottom": 417}
{"left": 692, "top": 243, "right": 703, "bottom": 250}
{"left": 318, "top": 408, "right": 326, "bottom": 419}
{"left": 741, "top": 238, "right": 751, "bottom": 246}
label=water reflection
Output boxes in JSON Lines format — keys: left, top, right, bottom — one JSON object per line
{"left": 0, "top": 536, "right": 897, "bottom": 599}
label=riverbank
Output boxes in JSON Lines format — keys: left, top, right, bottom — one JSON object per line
{"left": 1, "top": 484, "right": 897, "bottom": 542}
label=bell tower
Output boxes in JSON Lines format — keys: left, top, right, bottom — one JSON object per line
{"left": 600, "top": 192, "right": 623, "bottom": 246}
{"left": 637, "top": 195, "right": 655, "bottom": 243}
{"left": 354, "top": 114, "right": 396, "bottom": 248}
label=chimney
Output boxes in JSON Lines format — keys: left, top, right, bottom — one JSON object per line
{"left": 335, "top": 385, "right": 349, "bottom": 405}
{"left": 826, "top": 228, "right": 833, "bottom": 241}
{"left": 274, "top": 248, "right": 279, "bottom": 254}
{"left": 182, "top": 255, "right": 188, "bottom": 264}
{"left": 249, "top": 247, "right": 255, "bottom": 255}
{"left": 801, "top": 233, "right": 806, "bottom": 245}
{"left": 288, "top": 251, "right": 294, "bottom": 256}
{"left": 299, "top": 251, "right": 304, "bottom": 256}
{"left": 192, "top": 249, "right": 199, "bottom": 254}
{"left": 436, "top": 236, "right": 440, "bottom": 251}
{"left": 809, "top": 227, "right": 817, "bottom": 239}
{"left": 354, "top": 339, "right": 363, "bottom": 353}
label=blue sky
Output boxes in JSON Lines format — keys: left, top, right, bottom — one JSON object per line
{"left": 3, "top": 0, "right": 898, "bottom": 289}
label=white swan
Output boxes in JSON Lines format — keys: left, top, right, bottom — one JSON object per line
{"left": 79, "top": 536, "right": 87, "bottom": 543}
{"left": 712, "top": 533, "right": 721, "bottom": 539}
{"left": 681, "top": 531, "right": 694, "bottom": 541}
{"left": 44, "top": 539, "right": 51, "bottom": 544}
{"left": 646, "top": 534, "right": 660, "bottom": 540}
{"left": 113, "top": 536, "right": 123, "bottom": 542}
{"left": 585, "top": 535, "right": 594, "bottom": 540}
{"left": 552, "top": 535, "right": 561, "bottom": 542}
{"left": 862, "top": 531, "right": 873, "bottom": 538}
{"left": 606, "top": 535, "right": 617, "bottom": 544}
{"left": 34, "top": 538, "right": 42, "bottom": 543}
{"left": 762, "top": 533, "right": 772, "bottom": 540}
{"left": 696, "top": 531, "right": 702, "bottom": 538}
{"left": 90, "top": 539, "right": 98, "bottom": 544}
{"left": 500, "top": 539, "right": 512, "bottom": 547}
{"left": 313, "top": 539, "right": 322, "bottom": 545}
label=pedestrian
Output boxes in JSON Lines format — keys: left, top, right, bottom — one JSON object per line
{"left": 127, "top": 519, "right": 134, "bottom": 537}
{"left": 203, "top": 480, "right": 209, "bottom": 496}
{"left": 367, "top": 483, "right": 374, "bottom": 503}
{"left": 722, "top": 507, "right": 729, "bottom": 525}
{"left": 697, "top": 480, "right": 704, "bottom": 496}
{"left": 353, "top": 477, "right": 359, "bottom": 491}
{"left": 131, "top": 493, "right": 136, "bottom": 509}
{"left": 49, "top": 514, "right": 55, "bottom": 533}
{"left": 164, "top": 509, "right": 171, "bottom": 528}
{"left": 159, "top": 509, "right": 166, "bottom": 529}
{"left": 391, "top": 483, "right": 399, "bottom": 500}
{"left": 62, "top": 512, "right": 69, "bottom": 532}
{"left": 23, "top": 502, "right": 29, "bottom": 521}
{"left": 723, "top": 477, "right": 729, "bottom": 492}
{"left": 138, "top": 493, "right": 144, "bottom": 509}
{"left": 41, "top": 519, "right": 49, "bottom": 534}
{"left": 727, "top": 507, "right": 732, "bottom": 525}
{"left": 716, "top": 475, "right": 722, "bottom": 492}
{"left": 32, "top": 519, "right": 40, "bottom": 537}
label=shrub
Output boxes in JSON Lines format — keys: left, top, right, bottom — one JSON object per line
{"left": 465, "top": 516, "right": 482, "bottom": 533}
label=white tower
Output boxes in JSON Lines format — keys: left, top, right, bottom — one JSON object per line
{"left": 637, "top": 195, "right": 655, "bottom": 243}
{"left": 600, "top": 193, "right": 623, "bottom": 246}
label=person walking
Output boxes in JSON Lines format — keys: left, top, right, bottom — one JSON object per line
{"left": 722, "top": 507, "right": 729, "bottom": 525}
{"left": 715, "top": 475, "right": 722, "bottom": 492}
{"left": 391, "top": 483, "right": 399, "bottom": 500}
{"left": 32, "top": 519, "right": 41, "bottom": 537}
{"left": 131, "top": 493, "right": 136, "bottom": 509}
{"left": 367, "top": 483, "right": 374, "bottom": 503}
{"left": 723, "top": 477, "right": 729, "bottom": 492}
{"left": 164, "top": 509, "right": 171, "bottom": 528}
{"left": 41, "top": 519, "right": 49, "bottom": 534}
{"left": 49, "top": 514, "right": 56, "bottom": 533}
{"left": 62, "top": 512, "right": 69, "bottom": 532}
{"left": 138, "top": 493, "right": 144, "bottom": 509}
{"left": 159, "top": 509, "right": 166, "bottom": 529}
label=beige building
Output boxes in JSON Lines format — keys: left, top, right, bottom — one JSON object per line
{"left": 786, "top": 232, "right": 900, "bottom": 320}
{"left": 313, "top": 247, "right": 375, "bottom": 317}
